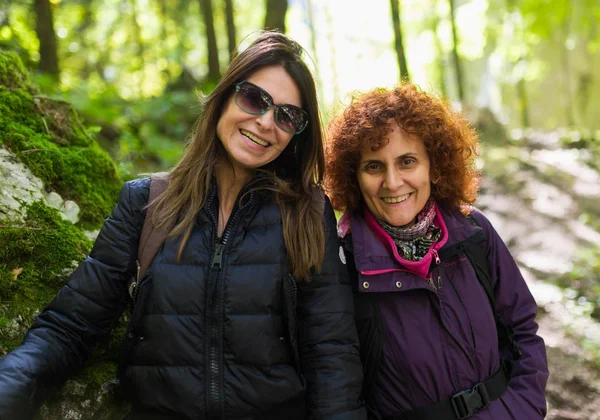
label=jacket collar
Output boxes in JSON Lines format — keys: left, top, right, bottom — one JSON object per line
{"left": 346, "top": 204, "right": 479, "bottom": 280}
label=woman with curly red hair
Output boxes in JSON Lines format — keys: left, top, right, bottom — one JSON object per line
{"left": 326, "top": 84, "right": 548, "bottom": 420}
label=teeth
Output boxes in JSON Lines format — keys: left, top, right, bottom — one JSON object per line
{"left": 382, "top": 193, "right": 410, "bottom": 204}
{"left": 241, "top": 129, "right": 269, "bottom": 147}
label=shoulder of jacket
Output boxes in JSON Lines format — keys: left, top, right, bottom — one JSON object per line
{"left": 462, "top": 205, "right": 494, "bottom": 232}
{"left": 120, "top": 177, "right": 151, "bottom": 211}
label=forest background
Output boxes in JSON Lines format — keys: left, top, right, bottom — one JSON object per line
{"left": 1, "top": 0, "right": 600, "bottom": 418}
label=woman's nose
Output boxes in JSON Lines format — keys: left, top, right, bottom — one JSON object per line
{"left": 383, "top": 169, "right": 403, "bottom": 190}
{"left": 256, "top": 108, "right": 276, "bottom": 131}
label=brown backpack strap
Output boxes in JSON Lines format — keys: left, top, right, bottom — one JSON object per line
{"left": 311, "top": 185, "right": 326, "bottom": 215}
{"left": 137, "top": 172, "right": 171, "bottom": 278}
{"left": 128, "top": 172, "right": 171, "bottom": 300}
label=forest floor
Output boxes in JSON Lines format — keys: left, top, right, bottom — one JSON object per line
{"left": 477, "top": 132, "right": 600, "bottom": 418}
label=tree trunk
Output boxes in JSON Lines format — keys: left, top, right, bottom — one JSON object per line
{"left": 224, "top": 0, "right": 237, "bottom": 60}
{"left": 157, "top": 0, "right": 169, "bottom": 54}
{"left": 264, "top": 0, "right": 288, "bottom": 33}
{"left": 198, "top": 0, "right": 221, "bottom": 82}
{"left": 560, "top": 0, "right": 575, "bottom": 127}
{"left": 431, "top": 9, "right": 447, "bottom": 97}
{"left": 516, "top": 71, "right": 530, "bottom": 128}
{"left": 504, "top": 0, "right": 529, "bottom": 128}
{"left": 305, "top": 0, "right": 321, "bottom": 92}
{"left": 389, "top": 0, "right": 410, "bottom": 82}
{"left": 34, "top": 0, "right": 59, "bottom": 78}
{"left": 448, "top": 0, "right": 465, "bottom": 102}
{"left": 324, "top": 3, "right": 340, "bottom": 103}
{"left": 131, "top": 0, "right": 145, "bottom": 96}
{"left": 74, "top": 0, "right": 94, "bottom": 79}
{"left": 0, "top": 1, "right": 10, "bottom": 27}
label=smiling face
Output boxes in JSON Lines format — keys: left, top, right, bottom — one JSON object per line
{"left": 357, "top": 121, "right": 431, "bottom": 227}
{"left": 216, "top": 65, "right": 301, "bottom": 178}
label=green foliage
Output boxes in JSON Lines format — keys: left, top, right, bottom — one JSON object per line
{"left": 554, "top": 245, "right": 600, "bottom": 321}
{"left": 47, "top": 84, "right": 201, "bottom": 177}
{"left": 559, "top": 131, "right": 600, "bottom": 172}
{"left": 0, "top": 51, "right": 122, "bottom": 228}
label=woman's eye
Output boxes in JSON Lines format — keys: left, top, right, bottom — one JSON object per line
{"left": 365, "top": 163, "right": 381, "bottom": 172}
{"left": 401, "top": 158, "right": 416, "bottom": 166}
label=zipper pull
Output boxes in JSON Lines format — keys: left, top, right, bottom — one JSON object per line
{"left": 136, "top": 260, "right": 141, "bottom": 282}
{"left": 432, "top": 249, "right": 441, "bottom": 265}
{"left": 427, "top": 273, "right": 435, "bottom": 289}
{"left": 129, "top": 260, "right": 142, "bottom": 300}
{"left": 212, "top": 244, "right": 225, "bottom": 269}
{"left": 437, "top": 274, "right": 442, "bottom": 290}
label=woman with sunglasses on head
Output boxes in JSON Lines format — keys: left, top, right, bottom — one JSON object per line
{"left": 0, "top": 31, "right": 366, "bottom": 420}
{"left": 326, "top": 85, "right": 548, "bottom": 420}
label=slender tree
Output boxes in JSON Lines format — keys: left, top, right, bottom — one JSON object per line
{"left": 131, "top": 0, "right": 145, "bottom": 96}
{"left": 156, "top": 0, "right": 169, "bottom": 54}
{"left": 324, "top": 2, "right": 340, "bottom": 104}
{"left": 73, "top": 0, "right": 94, "bottom": 79}
{"left": 0, "top": 0, "right": 9, "bottom": 28}
{"left": 431, "top": 4, "right": 447, "bottom": 97}
{"left": 559, "top": 0, "right": 575, "bottom": 126}
{"left": 448, "top": 0, "right": 465, "bottom": 102}
{"left": 389, "top": 0, "right": 410, "bottom": 82}
{"left": 34, "top": 0, "right": 59, "bottom": 78}
{"left": 516, "top": 70, "right": 530, "bottom": 128}
{"left": 198, "top": 0, "right": 221, "bottom": 81}
{"left": 224, "top": 0, "right": 236, "bottom": 60}
{"left": 264, "top": 0, "right": 288, "bottom": 33}
{"left": 305, "top": 0, "right": 321, "bottom": 91}
{"left": 576, "top": 0, "right": 599, "bottom": 127}
{"left": 505, "top": 0, "right": 530, "bottom": 128}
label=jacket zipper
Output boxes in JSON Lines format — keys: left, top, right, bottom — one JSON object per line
{"left": 431, "top": 249, "right": 442, "bottom": 290}
{"left": 206, "top": 190, "right": 253, "bottom": 419}
{"left": 430, "top": 248, "right": 476, "bottom": 369}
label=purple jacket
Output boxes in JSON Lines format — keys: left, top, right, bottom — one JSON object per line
{"left": 341, "top": 205, "right": 548, "bottom": 419}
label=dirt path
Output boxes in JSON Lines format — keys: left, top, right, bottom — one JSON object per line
{"left": 477, "top": 138, "right": 600, "bottom": 418}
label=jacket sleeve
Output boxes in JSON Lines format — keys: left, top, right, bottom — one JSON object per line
{"left": 0, "top": 178, "right": 149, "bottom": 419}
{"left": 472, "top": 210, "right": 549, "bottom": 418}
{"left": 297, "top": 195, "right": 367, "bottom": 420}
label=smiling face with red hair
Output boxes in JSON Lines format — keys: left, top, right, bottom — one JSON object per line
{"left": 357, "top": 121, "right": 431, "bottom": 227}
{"left": 326, "top": 84, "right": 481, "bottom": 216}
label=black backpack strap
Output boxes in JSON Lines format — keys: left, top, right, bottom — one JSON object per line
{"left": 462, "top": 214, "right": 522, "bottom": 361}
{"left": 343, "top": 234, "right": 383, "bottom": 414}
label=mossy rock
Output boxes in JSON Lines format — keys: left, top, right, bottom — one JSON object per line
{"left": 0, "top": 51, "right": 130, "bottom": 418}
{"left": 0, "top": 51, "right": 121, "bottom": 229}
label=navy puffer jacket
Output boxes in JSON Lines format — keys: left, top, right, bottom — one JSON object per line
{"left": 0, "top": 177, "right": 366, "bottom": 420}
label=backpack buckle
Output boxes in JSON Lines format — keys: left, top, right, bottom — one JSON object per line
{"left": 451, "top": 382, "right": 490, "bottom": 419}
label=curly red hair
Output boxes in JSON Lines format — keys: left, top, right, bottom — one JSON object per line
{"left": 325, "top": 84, "right": 480, "bottom": 214}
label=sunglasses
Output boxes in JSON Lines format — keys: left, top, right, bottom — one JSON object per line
{"left": 234, "top": 81, "right": 309, "bottom": 135}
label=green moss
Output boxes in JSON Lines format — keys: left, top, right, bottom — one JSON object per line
{"left": 0, "top": 51, "right": 30, "bottom": 91}
{"left": 0, "top": 199, "right": 131, "bottom": 413}
{"left": 0, "top": 51, "right": 122, "bottom": 228}
{"left": 0, "top": 202, "right": 92, "bottom": 343}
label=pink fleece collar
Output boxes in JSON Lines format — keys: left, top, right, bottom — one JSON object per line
{"left": 363, "top": 203, "right": 449, "bottom": 279}
{"left": 338, "top": 211, "right": 352, "bottom": 238}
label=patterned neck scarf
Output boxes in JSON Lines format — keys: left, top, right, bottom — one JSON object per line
{"left": 374, "top": 198, "right": 441, "bottom": 261}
